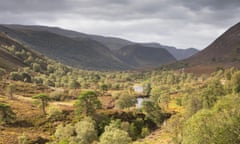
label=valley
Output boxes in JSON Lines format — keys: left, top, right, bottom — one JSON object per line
{"left": 0, "top": 22, "right": 240, "bottom": 144}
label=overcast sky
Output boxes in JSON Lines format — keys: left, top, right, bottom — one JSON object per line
{"left": 0, "top": 0, "right": 239, "bottom": 49}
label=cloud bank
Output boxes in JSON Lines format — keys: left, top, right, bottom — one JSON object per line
{"left": 0, "top": 0, "right": 240, "bottom": 49}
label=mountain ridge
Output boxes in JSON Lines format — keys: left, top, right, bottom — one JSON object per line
{"left": 117, "top": 44, "right": 176, "bottom": 68}
{"left": 169, "top": 22, "right": 240, "bottom": 74}
{"left": 3, "top": 24, "right": 198, "bottom": 60}
{"left": 0, "top": 24, "right": 187, "bottom": 70}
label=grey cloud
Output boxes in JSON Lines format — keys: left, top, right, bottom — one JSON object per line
{"left": 0, "top": 0, "right": 239, "bottom": 49}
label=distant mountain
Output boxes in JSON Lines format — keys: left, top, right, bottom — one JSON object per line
{"left": 4, "top": 24, "right": 132, "bottom": 51}
{"left": 0, "top": 32, "right": 44, "bottom": 71}
{"left": 0, "top": 34, "right": 26, "bottom": 71}
{"left": 116, "top": 44, "right": 176, "bottom": 68}
{"left": 174, "top": 22, "right": 240, "bottom": 73}
{"left": 141, "top": 43, "right": 199, "bottom": 60}
{"left": 0, "top": 25, "right": 129, "bottom": 70}
{"left": 0, "top": 24, "right": 197, "bottom": 70}
{"left": 4, "top": 24, "right": 197, "bottom": 60}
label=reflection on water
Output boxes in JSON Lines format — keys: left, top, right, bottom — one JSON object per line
{"left": 136, "top": 97, "right": 150, "bottom": 108}
{"left": 133, "top": 85, "right": 143, "bottom": 93}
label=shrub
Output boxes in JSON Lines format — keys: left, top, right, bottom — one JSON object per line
{"left": 99, "top": 121, "right": 132, "bottom": 144}
{"left": 0, "top": 103, "right": 16, "bottom": 124}
{"left": 18, "top": 133, "right": 29, "bottom": 144}
{"left": 47, "top": 106, "right": 63, "bottom": 120}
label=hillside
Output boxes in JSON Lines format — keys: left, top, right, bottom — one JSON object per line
{"left": 186, "top": 22, "right": 240, "bottom": 63}
{"left": 3, "top": 25, "right": 197, "bottom": 60}
{"left": 0, "top": 25, "right": 129, "bottom": 70}
{"left": 4, "top": 24, "right": 133, "bottom": 51}
{"left": 0, "top": 33, "right": 27, "bottom": 71}
{"left": 0, "top": 24, "right": 180, "bottom": 70}
{"left": 142, "top": 43, "right": 199, "bottom": 60}
{"left": 180, "top": 22, "right": 240, "bottom": 73}
{"left": 117, "top": 44, "right": 176, "bottom": 68}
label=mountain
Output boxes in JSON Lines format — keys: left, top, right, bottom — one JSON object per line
{"left": 4, "top": 24, "right": 132, "bottom": 51}
{"left": 176, "top": 22, "right": 240, "bottom": 73}
{"left": 0, "top": 24, "right": 178, "bottom": 70}
{"left": 4, "top": 24, "right": 197, "bottom": 60}
{"left": 0, "top": 33, "right": 27, "bottom": 71}
{"left": 116, "top": 44, "right": 176, "bottom": 68}
{"left": 0, "top": 25, "right": 129, "bottom": 70}
{"left": 141, "top": 43, "right": 199, "bottom": 60}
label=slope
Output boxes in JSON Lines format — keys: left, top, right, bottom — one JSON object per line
{"left": 176, "top": 22, "right": 240, "bottom": 73}
{"left": 0, "top": 25, "right": 129, "bottom": 70}
{"left": 117, "top": 44, "right": 176, "bottom": 68}
{"left": 142, "top": 43, "right": 199, "bottom": 60}
{"left": 4, "top": 24, "right": 198, "bottom": 60}
{"left": 4, "top": 24, "right": 132, "bottom": 51}
{"left": 0, "top": 33, "right": 27, "bottom": 71}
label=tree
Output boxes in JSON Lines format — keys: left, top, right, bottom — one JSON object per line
{"left": 0, "top": 68, "right": 6, "bottom": 80}
{"left": 185, "top": 95, "right": 203, "bottom": 118}
{"left": 115, "top": 92, "right": 136, "bottom": 109}
{"left": 32, "top": 63, "right": 41, "bottom": 72}
{"left": 232, "top": 71, "right": 240, "bottom": 93}
{"left": 32, "top": 93, "right": 49, "bottom": 115}
{"left": 100, "top": 84, "right": 108, "bottom": 95}
{"left": 159, "top": 92, "right": 170, "bottom": 110}
{"left": 18, "top": 133, "right": 29, "bottom": 144}
{"left": 150, "top": 87, "right": 161, "bottom": 103}
{"left": 75, "top": 117, "right": 98, "bottom": 144}
{"left": 54, "top": 123, "right": 75, "bottom": 143}
{"left": 9, "top": 72, "right": 23, "bottom": 81}
{"left": 6, "top": 84, "right": 16, "bottom": 99}
{"left": 202, "top": 79, "right": 225, "bottom": 108}
{"left": 143, "top": 83, "right": 151, "bottom": 96}
{"left": 142, "top": 100, "right": 164, "bottom": 126}
{"left": 54, "top": 117, "right": 98, "bottom": 144}
{"left": 74, "top": 91, "right": 101, "bottom": 117}
{"left": 183, "top": 95, "right": 240, "bottom": 144}
{"left": 0, "top": 103, "right": 16, "bottom": 124}
{"left": 69, "top": 79, "right": 81, "bottom": 89}
{"left": 99, "top": 121, "right": 132, "bottom": 144}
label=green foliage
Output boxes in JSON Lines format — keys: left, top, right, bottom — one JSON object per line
{"left": 129, "top": 123, "right": 138, "bottom": 140}
{"left": 0, "top": 103, "right": 16, "bottom": 124}
{"left": 143, "top": 83, "right": 151, "bottom": 96}
{"left": 100, "top": 84, "right": 108, "bottom": 95}
{"left": 9, "top": 72, "right": 23, "bottom": 81}
{"left": 150, "top": 87, "right": 161, "bottom": 103}
{"left": 202, "top": 79, "right": 225, "bottom": 108}
{"left": 142, "top": 101, "right": 164, "bottom": 126}
{"left": 18, "top": 133, "right": 29, "bottom": 144}
{"left": 141, "top": 127, "right": 150, "bottom": 138}
{"left": 54, "top": 117, "right": 98, "bottom": 144}
{"left": 0, "top": 68, "right": 6, "bottom": 79}
{"left": 9, "top": 72, "right": 31, "bottom": 82}
{"left": 32, "top": 63, "right": 41, "bottom": 72}
{"left": 21, "top": 72, "right": 32, "bottom": 82}
{"left": 49, "top": 90, "right": 65, "bottom": 101}
{"left": 6, "top": 84, "right": 16, "bottom": 99}
{"left": 32, "top": 93, "right": 49, "bottom": 115}
{"left": 69, "top": 79, "right": 81, "bottom": 89}
{"left": 99, "top": 121, "right": 132, "bottom": 144}
{"left": 47, "top": 64, "right": 55, "bottom": 73}
{"left": 232, "top": 71, "right": 240, "bottom": 93}
{"left": 74, "top": 91, "right": 101, "bottom": 117}
{"left": 54, "top": 123, "right": 75, "bottom": 143}
{"left": 115, "top": 92, "right": 136, "bottom": 109}
{"left": 74, "top": 117, "right": 98, "bottom": 144}
{"left": 47, "top": 106, "right": 63, "bottom": 120}
{"left": 183, "top": 95, "right": 240, "bottom": 144}
{"left": 32, "top": 93, "right": 49, "bottom": 100}
{"left": 185, "top": 94, "right": 203, "bottom": 118}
